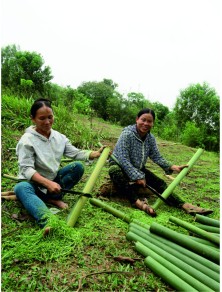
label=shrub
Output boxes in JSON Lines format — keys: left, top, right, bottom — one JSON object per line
{"left": 180, "top": 121, "right": 203, "bottom": 148}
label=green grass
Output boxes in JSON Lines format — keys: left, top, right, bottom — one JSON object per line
{"left": 1, "top": 94, "right": 220, "bottom": 291}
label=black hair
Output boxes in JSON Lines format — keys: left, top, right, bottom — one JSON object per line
{"left": 137, "top": 108, "right": 155, "bottom": 121}
{"left": 30, "top": 98, "right": 53, "bottom": 118}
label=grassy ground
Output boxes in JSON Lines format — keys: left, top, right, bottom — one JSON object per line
{"left": 1, "top": 95, "right": 220, "bottom": 291}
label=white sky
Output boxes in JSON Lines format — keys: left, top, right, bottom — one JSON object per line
{"left": 1, "top": 0, "right": 221, "bottom": 109}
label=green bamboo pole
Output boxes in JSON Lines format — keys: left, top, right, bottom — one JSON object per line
{"left": 128, "top": 227, "right": 220, "bottom": 281}
{"left": 195, "top": 214, "right": 220, "bottom": 227}
{"left": 195, "top": 223, "right": 220, "bottom": 233}
{"left": 144, "top": 256, "right": 198, "bottom": 292}
{"left": 130, "top": 223, "right": 217, "bottom": 249}
{"left": 184, "top": 235, "right": 219, "bottom": 249}
{"left": 67, "top": 147, "right": 110, "bottom": 227}
{"left": 152, "top": 148, "right": 204, "bottom": 209}
{"left": 136, "top": 242, "right": 216, "bottom": 292}
{"left": 129, "top": 221, "right": 218, "bottom": 248}
{"left": 89, "top": 198, "right": 131, "bottom": 223}
{"left": 131, "top": 219, "right": 150, "bottom": 230}
{"left": 169, "top": 216, "right": 219, "bottom": 245}
{"left": 3, "top": 174, "right": 22, "bottom": 181}
{"left": 140, "top": 227, "right": 219, "bottom": 274}
{"left": 129, "top": 222, "right": 150, "bottom": 232}
{"left": 149, "top": 222, "right": 220, "bottom": 263}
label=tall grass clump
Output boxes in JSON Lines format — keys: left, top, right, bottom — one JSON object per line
{"left": 1, "top": 94, "right": 109, "bottom": 150}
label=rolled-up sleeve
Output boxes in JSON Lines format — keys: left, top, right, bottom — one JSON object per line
{"left": 64, "top": 139, "right": 92, "bottom": 161}
{"left": 16, "top": 141, "right": 37, "bottom": 180}
{"left": 149, "top": 138, "right": 173, "bottom": 174}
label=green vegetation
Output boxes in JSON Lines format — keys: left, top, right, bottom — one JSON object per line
{"left": 1, "top": 94, "right": 219, "bottom": 291}
{"left": 2, "top": 44, "right": 220, "bottom": 151}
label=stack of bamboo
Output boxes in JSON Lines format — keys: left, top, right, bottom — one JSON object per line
{"left": 126, "top": 215, "right": 220, "bottom": 291}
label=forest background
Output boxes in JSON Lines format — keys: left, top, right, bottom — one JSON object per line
{"left": 1, "top": 44, "right": 220, "bottom": 152}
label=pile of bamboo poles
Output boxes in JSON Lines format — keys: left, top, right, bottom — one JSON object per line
{"left": 126, "top": 215, "right": 220, "bottom": 291}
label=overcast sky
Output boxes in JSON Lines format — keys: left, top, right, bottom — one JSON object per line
{"left": 1, "top": 0, "right": 221, "bottom": 109}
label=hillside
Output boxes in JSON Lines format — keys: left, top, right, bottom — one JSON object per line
{"left": 1, "top": 95, "right": 220, "bottom": 291}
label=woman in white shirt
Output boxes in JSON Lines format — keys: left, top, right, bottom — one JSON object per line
{"left": 14, "top": 98, "right": 104, "bottom": 232}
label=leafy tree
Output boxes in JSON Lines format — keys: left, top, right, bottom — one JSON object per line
{"left": 152, "top": 102, "right": 169, "bottom": 121}
{"left": 157, "top": 111, "right": 180, "bottom": 141}
{"left": 1, "top": 45, "right": 53, "bottom": 95}
{"left": 181, "top": 121, "right": 204, "bottom": 148}
{"left": 77, "top": 79, "right": 119, "bottom": 120}
{"left": 127, "top": 92, "right": 148, "bottom": 108}
{"left": 44, "top": 82, "right": 66, "bottom": 106}
{"left": 103, "top": 78, "right": 118, "bottom": 90}
{"left": 174, "top": 82, "right": 219, "bottom": 151}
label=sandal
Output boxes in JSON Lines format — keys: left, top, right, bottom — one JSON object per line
{"left": 134, "top": 199, "right": 157, "bottom": 217}
{"left": 182, "top": 203, "right": 213, "bottom": 216}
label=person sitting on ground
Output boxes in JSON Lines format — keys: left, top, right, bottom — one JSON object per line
{"left": 108, "top": 108, "right": 213, "bottom": 217}
{"left": 14, "top": 98, "right": 104, "bottom": 233}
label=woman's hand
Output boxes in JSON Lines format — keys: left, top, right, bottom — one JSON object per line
{"left": 89, "top": 146, "right": 107, "bottom": 159}
{"left": 170, "top": 164, "right": 188, "bottom": 173}
{"left": 31, "top": 172, "right": 61, "bottom": 193}
{"left": 46, "top": 181, "right": 61, "bottom": 194}
{"left": 135, "top": 179, "right": 146, "bottom": 188}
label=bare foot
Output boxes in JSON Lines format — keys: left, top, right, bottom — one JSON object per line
{"left": 48, "top": 199, "right": 68, "bottom": 209}
{"left": 43, "top": 226, "right": 52, "bottom": 236}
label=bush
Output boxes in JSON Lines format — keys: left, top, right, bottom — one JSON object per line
{"left": 180, "top": 121, "right": 203, "bottom": 148}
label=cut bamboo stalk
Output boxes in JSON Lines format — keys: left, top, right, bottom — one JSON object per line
{"left": 144, "top": 256, "right": 198, "bottom": 292}
{"left": 3, "top": 174, "right": 22, "bottom": 181}
{"left": 195, "top": 223, "right": 220, "bottom": 234}
{"left": 136, "top": 242, "right": 216, "bottom": 292}
{"left": 195, "top": 214, "right": 220, "bottom": 227}
{"left": 1, "top": 191, "right": 16, "bottom": 196}
{"left": 148, "top": 230, "right": 220, "bottom": 274}
{"left": 1, "top": 195, "right": 17, "bottom": 200}
{"left": 130, "top": 221, "right": 218, "bottom": 248}
{"left": 131, "top": 220, "right": 150, "bottom": 230}
{"left": 149, "top": 222, "right": 220, "bottom": 263}
{"left": 152, "top": 148, "right": 204, "bottom": 209}
{"left": 183, "top": 235, "right": 219, "bottom": 249}
{"left": 169, "top": 216, "right": 219, "bottom": 245}
{"left": 89, "top": 198, "right": 130, "bottom": 223}
{"left": 67, "top": 147, "right": 110, "bottom": 227}
{"left": 128, "top": 227, "right": 220, "bottom": 282}
{"left": 129, "top": 220, "right": 219, "bottom": 250}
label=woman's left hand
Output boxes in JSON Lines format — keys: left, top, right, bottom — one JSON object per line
{"left": 170, "top": 164, "right": 188, "bottom": 173}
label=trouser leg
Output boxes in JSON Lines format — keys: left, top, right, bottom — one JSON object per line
{"left": 55, "top": 162, "right": 84, "bottom": 189}
{"left": 47, "top": 162, "right": 85, "bottom": 200}
{"left": 109, "top": 164, "right": 138, "bottom": 203}
{"left": 143, "top": 168, "right": 185, "bottom": 207}
{"left": 14, "top": 181, "right": 49, "bottom": 228}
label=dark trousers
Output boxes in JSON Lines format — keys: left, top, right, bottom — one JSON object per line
{"left": 109, "top": 164, "right": 184, "bottom": 207}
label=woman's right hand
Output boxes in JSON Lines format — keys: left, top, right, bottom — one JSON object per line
{"left": 31, "top": 172, "right": 61, "bottom": 194}
{"left": 46, "top": 181, "right": 61, "bottom": 194}
{"left": 135, "top": 179, "right": 146, "bottom": 188}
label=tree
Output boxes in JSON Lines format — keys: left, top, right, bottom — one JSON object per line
{"left": 77, "top": 79, "right": 119, "bottom": 120}
{"left": 127, "top": 92, "right": 148, "bottom": 108}
{"left": 152, "top": 102, "right": 169, "bottom": 121}
{"left": 174, "top": 82, "right": 219, "bottom": 151}
{"left": 1, "top": 45, "right": 53, "bottom": 95}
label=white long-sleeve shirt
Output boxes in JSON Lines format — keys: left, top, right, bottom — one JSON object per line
{"left": 16, "top": 126, "right": 91, "bottom": 181}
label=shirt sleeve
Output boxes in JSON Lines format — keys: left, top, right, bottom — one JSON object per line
{"left": 64, "top": 139, "right": 92, "bottom": 161}
{"left": 16, "top": 140, "right": 37, "bottom": 180}
{"left": 149, "top": 136, "right": 173, "bottom": 174}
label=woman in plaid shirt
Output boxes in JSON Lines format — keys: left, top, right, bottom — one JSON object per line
{"left": 109, "top": 108, "right": 213, "bottom": 217}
